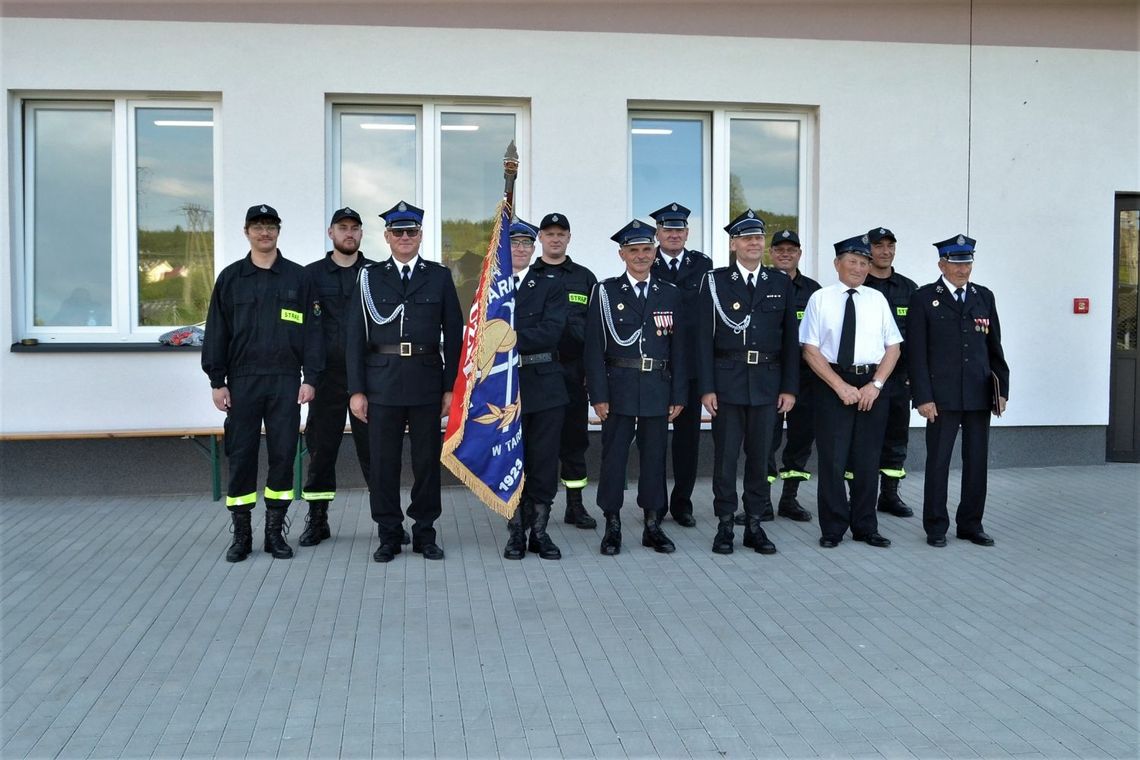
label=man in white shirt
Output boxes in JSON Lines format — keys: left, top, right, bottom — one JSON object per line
{"left": 800, "top": 234, "right": 902, "bottom": 548}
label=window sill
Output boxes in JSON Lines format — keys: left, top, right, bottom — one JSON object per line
{"left": 10, "top": 342, "right": 202, "bottom": 353}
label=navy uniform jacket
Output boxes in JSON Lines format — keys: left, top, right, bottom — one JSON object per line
{"left": 304, "top": 251, "right": 374, "bottom": 369}
{"left": 696, "top": 265, "right": 799, "bottom": 406}
{"left": 202, "top": 250, "right": 323, "bottom": 389}
{"left": 345, "top": 257, "right": 463, "bottom": 406}
{"left": 653, "top": 248, "right": 713, "bottom": 381}
{"left": 907, "top": 280, "right": 1010, "bottom": 411}
{"left": 584, "top": 276, "right": 687, "bottom": 417}
{"left": 865, "top": 268, "right": 918, "bottom": 379}
{"left": 530, "top": 255, "right": 596, "bottom": 362}
{"left": 515, "top": 271, "right": 570, "bottom": 414}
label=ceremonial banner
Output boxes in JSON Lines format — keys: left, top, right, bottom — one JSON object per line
{"left": 441, "top": 201, "right": 524, "bottom": 518}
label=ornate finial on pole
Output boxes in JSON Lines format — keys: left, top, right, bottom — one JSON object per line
{"left": 503, "top": 140, "right": 519, "bottom": 212}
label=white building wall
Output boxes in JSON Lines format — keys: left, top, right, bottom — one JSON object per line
{"left": 1, "top": 17, "right": 1135, "bottom": 434}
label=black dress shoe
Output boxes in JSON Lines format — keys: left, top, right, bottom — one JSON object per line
{"left": 926, "top": 535, "right": 947, "bottom": 547}
{"left": 672, "top": 513, "right": 697, "bottom": 528}
{"left": 819, "top": 537, "right": 840, "bottom": 548}
{"left": 642, "top": 515, "right": 676, "bottom": 553}
{"left": 778, "top": 505, "right": 813, "bottom": 522}
{"left": 853, "top": 532, "right": 891, "bottom": 548}
{"left": 413, "top": 542, "right": 445, "bottom": 560}
{"left": 600, "top": 514, "right": 621, "bottom": 555}
{"left": 373, "top": 542, "right": 401, "bottom": 563}
{"left": 877, "top": 502, "right": 914, "bottom": 518}
{"left": 711, "top": 518, "right": 734, "bottom": 555}
{"left": 742, "top": 524, "right": 777, "bottom": 555}
{"left": 956, "top": 530, "right": 995, "bottom": 546}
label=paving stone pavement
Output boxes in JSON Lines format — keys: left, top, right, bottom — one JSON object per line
{"left": 1, "top": 464, "right": 1136, "bottom": 760}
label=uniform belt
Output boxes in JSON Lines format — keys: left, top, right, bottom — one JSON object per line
{"left": 372, "top": 342, "right": 440, "bottom": 357}
{"left": 519, "top": 351, "right": 559, "bottom": 366}
{"left": 606, "top": 357, "right": 670, "bottom": 372}
{"left": 715, "top": 349, "right": 778, "bottom": 365}
{"left": 830, "top": 362, "right": 878, "bottom": 375}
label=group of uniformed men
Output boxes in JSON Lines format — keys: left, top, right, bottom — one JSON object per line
{"left": 202, "top": 201, "right": 1009, "bottom": 563}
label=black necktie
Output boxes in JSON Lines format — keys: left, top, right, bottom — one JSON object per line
{"left": 838, "top": 288, "right": 856, "bottom": 367}
{"left": 401, "top": 264, "right": 411, "bottom": 286}
{"left": 955, "top": 287, "right": 964, "bottom": 304}
{"left": 746, "top": 272, "right": 755, "bottom": 297}
{"left": 670, "top": 258, "right": 679, "bottom": 276}
{"left": 513, "top": 275, "right": 520, "bottom": 290}
{"left": 636, "top": 281, "right": 647, "bottom": 302}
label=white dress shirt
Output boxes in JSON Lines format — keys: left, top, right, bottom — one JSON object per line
{"left": 799, "top": 282, "right": 902, "bottom": 364}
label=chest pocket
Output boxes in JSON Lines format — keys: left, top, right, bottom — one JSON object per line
{"left": 277, "top": 289, "right": 302, "bottom": 324}
{"left": 759, "top": 294, "right": 785, "bottom": 312}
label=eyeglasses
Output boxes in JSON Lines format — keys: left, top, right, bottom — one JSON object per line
{"left": 510, "top": 239, "right": 535, "bottom": 248}
{"left": 248, "top": 223, "right": 280, "bottom": 233}
{"left": 388, "top": 228, "right": 421, "bottom": 238}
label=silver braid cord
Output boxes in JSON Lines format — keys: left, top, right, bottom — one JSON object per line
{"left": 598, "top": 284, "right": 642, "bottom": 347}
{"left": 707, "top": 274, "right": 750, "bottom": 336}
{"left": 360, "top": 267, "right": 404, "bottom": 326}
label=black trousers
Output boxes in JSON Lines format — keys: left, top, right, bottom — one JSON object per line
{"left": 922, "top": 409, "right": 991, "bottom": 538}
{"left": 596, "top": 414, "right": 667, "bottom": 516}
{"left": 769, "top": 370, "right": 817, "bottom": 480}
{"left": 558, "top": 364, "right": 590, "bottom": 489}
{"left": 368, "top": 402, "right": 441, "bottom": 545}
{"left": 666, "top": 378, "right": 701, "bottom": 517}
{"left": 878, "top": 375, "right": 911, "bottom": 475}
{"left": 224, "top": 374, "right": 300, "bottom": 511}
{"left": 302, "top": 365, "right": 369, "bottom": 502}
{"left": 813, "top": 372, "right": 889, "bottom": 540}
{"left": 712, "top": 402, "right": 777, "bottom": 518}
{"left": 522, "top": 405, "right": 566, "bottom": 507}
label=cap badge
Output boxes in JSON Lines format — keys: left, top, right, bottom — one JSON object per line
{"left": 632, "top": 221, "right": 641, "bottom": 228}
{"left": 398, "top": 202, "right": 407, "bottom": 212}
{"left": 670, "top": 203, "right": 678, "bottom": 211}
{"left": 782, "top": 231, "right": 790, "bottom": 239}
{"left": 746, "top": 210, "right": 755, "bottom": 219}
{"left": 861, "top": 235, "right": 869, "bottom": 245}
{"left": 879, "top": 228, "right": 886, "bottom": 235}
{"left": 260, "top": 205, "right": 268, "bottom": 213}
{"left": 957, "top": 235, "right": 965, "bottom": 245}
{"left": 344, "top": 207, "right": 354, "bottom": 215}
{"left": 552, "top": 215, "right": 559, "bottom": 222}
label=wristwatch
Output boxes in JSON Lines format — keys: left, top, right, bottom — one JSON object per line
{"left": 871, "top": 379, "right": 884, "bottom": 390}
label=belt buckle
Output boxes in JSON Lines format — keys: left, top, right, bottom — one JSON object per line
{"left": 399, "top": 342, "right": 412, "bottom": 357}
{"left": 640, "top": 357, "right": 654, "bottom": 372}
{"left": 746, "top": 350, "right": 759, "bottom": 365}
{"left": 854, "top": 364, "right": 868, "bottom": 375}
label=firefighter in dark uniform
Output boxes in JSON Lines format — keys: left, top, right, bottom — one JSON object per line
{"left": 650, "top": 202, "right": 712, "bottom": 528}
{"left": 800, "top": 235, "right": 902, "bottom": 549}
{"left": 764, "top": 229, "right": 820, "bottom": 524}
{"left": 203, "top": 204, "right": 323, "bottom": 562}
{"left": 585, "top": 219, "right": 687, "bottom": 556}
{"left": 697, "top": 210, "right": 799, "bottom": 555}
{"left": 346, "top": 201, "right": 463, "bottom": 563}
{"left": 298, "top": 207, "right": 373, "bottom": 547}
{"left": 907, "top": 234, "right": 1009, "bottom": 547}
{"left": 863, "top": 226, "right": 919, "bottom": 518}
{"left": 502, "top": 220, "right": 570, "bottom": 560}
{"left": 530, "top": 213, "right": 599, "bottom": 530}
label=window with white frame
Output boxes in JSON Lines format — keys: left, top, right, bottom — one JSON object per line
{"left": 18, "top": 98, "right": 218, "bottom": 341}
{"left": 630, "top": 108, "right": 812, "bottom": 266}
{"left": 331, "top": 102, "right": 526, "bottom": 309}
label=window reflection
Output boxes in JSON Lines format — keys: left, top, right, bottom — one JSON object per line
{"left": 729, "top": 119, "right": 800, "bottom": 266}
{"left": 339, "top": 111, "right": 418, "bottom": 257}
{"left": 631, "top": 116, "right": 706, "bottom": 246}
{"left": 1117, "top": 210, "right": 1138, "bottom": 351}
{"left": 33, "top": 107, "right": 114, "bottom": 327}
{"left": 439, "top": 112, "right": 516, "bottom": 310}
{"left": 135, "top": 107, "right": 214, "bottom": 326}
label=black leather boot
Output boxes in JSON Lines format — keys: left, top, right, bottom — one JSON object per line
{"left": 642, "top": 511, "right": 676, "bottom": 553}
{"left": 742, "top": 517, "right": 777, "bottom": 554}
{"left": 877, "top": 473, "right": 913, "bottom": 517}
{"left": 528, "top": 502, "right": 562, "bottom": 560}
{"left": 712, "top": 515, "right": 734, "bottom": 554}
{"left": 263, "top": 506, "right": 294, "bottom": 559}
{"left": 503, "top": 506, "right": 527, "bottom": 560}
{"left": 299, "top": 502, "right": 331, "bottom": 546}
{"left": 225, "top": 510, "right": 253, "bottom": 562}
{"left": 777, "top": 479, "right": 813, "bottom": 522}
{"left": 563, "top": 487, "right": 597, "bottom": 529}
{"left": 600, "top": 513, "right": 622, "bottom": 555}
